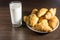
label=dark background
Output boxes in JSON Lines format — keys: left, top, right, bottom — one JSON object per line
{"left": 1, "top": 0, "right": 60, "bottom": 12}
{"left": 1, "top": 0, "right": 60, "bottom": 7}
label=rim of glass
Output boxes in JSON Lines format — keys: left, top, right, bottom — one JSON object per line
{"left": 9, "top": 1, "right": 22, "bottom": 4}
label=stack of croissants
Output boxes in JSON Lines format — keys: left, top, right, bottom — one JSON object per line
{"left": 23, "top": 8, "right": 59, "bottom": 32}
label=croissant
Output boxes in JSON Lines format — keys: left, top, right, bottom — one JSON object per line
{"left": 31, "top": 8, "right": 38, "bottom": 14}
{"left": 23, "top": 16, "right": 29, "bottom": 25}
{"left": 49, "top": 8, "right": 56, "bottom": 16}
{"left": 37, "top": 8, "right": 48, "bottom": 17}
{"left": 49, "top": 16, "right": 58, "bottom": 29}
{"left": 29, "top": 14, "right": 39, "bottom": 27}
{"left": 45, "top": 12, "right": 52, "bottom": 19}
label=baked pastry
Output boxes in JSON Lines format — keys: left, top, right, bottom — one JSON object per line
{"left": 45, "top": 12, "right": 52, "bottom": 19}
{"left": 23, "top": 16, "right": 29, "bottom": 25}
{"left": 29, "top": 14, "right": 39, "bottom": 27}
{"left": 33, "top": 19, "right": 52, "bottom": 32}
{"left": 39, "top": 17, "right": 45, "bottom": 22}
{"left": 37, "top": 8, "right": 48, "bottom": 17}
{"left": 49, "top": 16, "right": 58, "bottom": 29}
{"left": 39, "top": 19, "right": 49, "bottom": 26}
{"left": 49, "top": 8, "right": 56, "bottom": 16}
{"left": 31, "top": 8, "right": 38, "bottom": 14}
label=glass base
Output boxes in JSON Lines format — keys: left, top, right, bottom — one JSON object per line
{"left": 12, "top": 23, "right": 22, "bottom": 27}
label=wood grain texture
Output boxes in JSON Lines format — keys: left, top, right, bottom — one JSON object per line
{"left": 0, "top": 0, "right": 60, "bottom": 40}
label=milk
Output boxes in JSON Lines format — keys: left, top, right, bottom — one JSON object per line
{"left": 9, "top": 1, "right": 22, "bottom": 27}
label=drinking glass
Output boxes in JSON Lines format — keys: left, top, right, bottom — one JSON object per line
{"left": 9, "top": 1, "right": 22, "bottom": 27}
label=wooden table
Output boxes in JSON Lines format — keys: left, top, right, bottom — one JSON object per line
{"left": 0, "top": 0, "right": 60, "bottom": 40}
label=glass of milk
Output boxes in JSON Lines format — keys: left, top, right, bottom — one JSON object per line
{"left": 9, "top": 1, "right": 22, "bottom": 27}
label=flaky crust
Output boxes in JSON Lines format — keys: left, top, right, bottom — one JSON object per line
{"left": 49, "top": 16, "right": 58, "bottom": 29}
{"left": 33, "top": 19, "right": 52, "bottom": 32}
{"left": 49, "top": 8, "right": 56, "bottom": 16}
{"left": 39, "top": 19, "right": 49, "bottom": 26}
{"left": 45, "top": 12, "right": 52, "bottom": 19}
{"left": 34, "top": 23, "right": 52, "bottom": 32}
{"left": 37, "top": 8, "right": 48, "bottom": 17}
{"left": 29, "top": 14, "right": 39, "bottom": 27}
{"left": 23, "top": 16, "right": 29, "bottom": 25}
{"left": 31, "top": 8, "right": 38, "bottom": 14}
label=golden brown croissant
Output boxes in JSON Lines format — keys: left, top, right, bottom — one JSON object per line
{"left": 39, "top": 17, "right": 45, "bottom": 22}
{"left": 49, "top": 8, "right": 56, "bottom": 16}
{"left": 39, "top": 19, "right": 49, "bottom": 27}
{"left": 33, "top": 19, "right": 52, "bottom": 32}
{"left": 31, "top": 8, "right": 38, "bottom": 14}
{"left": 37, "top": 8, "right": 48, "bottom": 17}
{"left": 29, "top": 14, "right": 39, "bottom": 27}
{"left": 23, "top": 16, "right": 29, "bottom": 25}
{"left": 33, "top": 22, "right": 52, "bottom": 32}
{"left": 45, "top": 12, "right": 52, "bottom": 19}
{"left": 49, "top": 16, "right": 58, "bottom": 29}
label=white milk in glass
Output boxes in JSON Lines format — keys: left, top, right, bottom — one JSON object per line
{"left": 9, "top": 1, "right": 22, "bottom": 27}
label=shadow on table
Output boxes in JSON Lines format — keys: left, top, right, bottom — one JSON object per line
{"left": 12, "top": 24, "right": 50, "bottom": 36}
